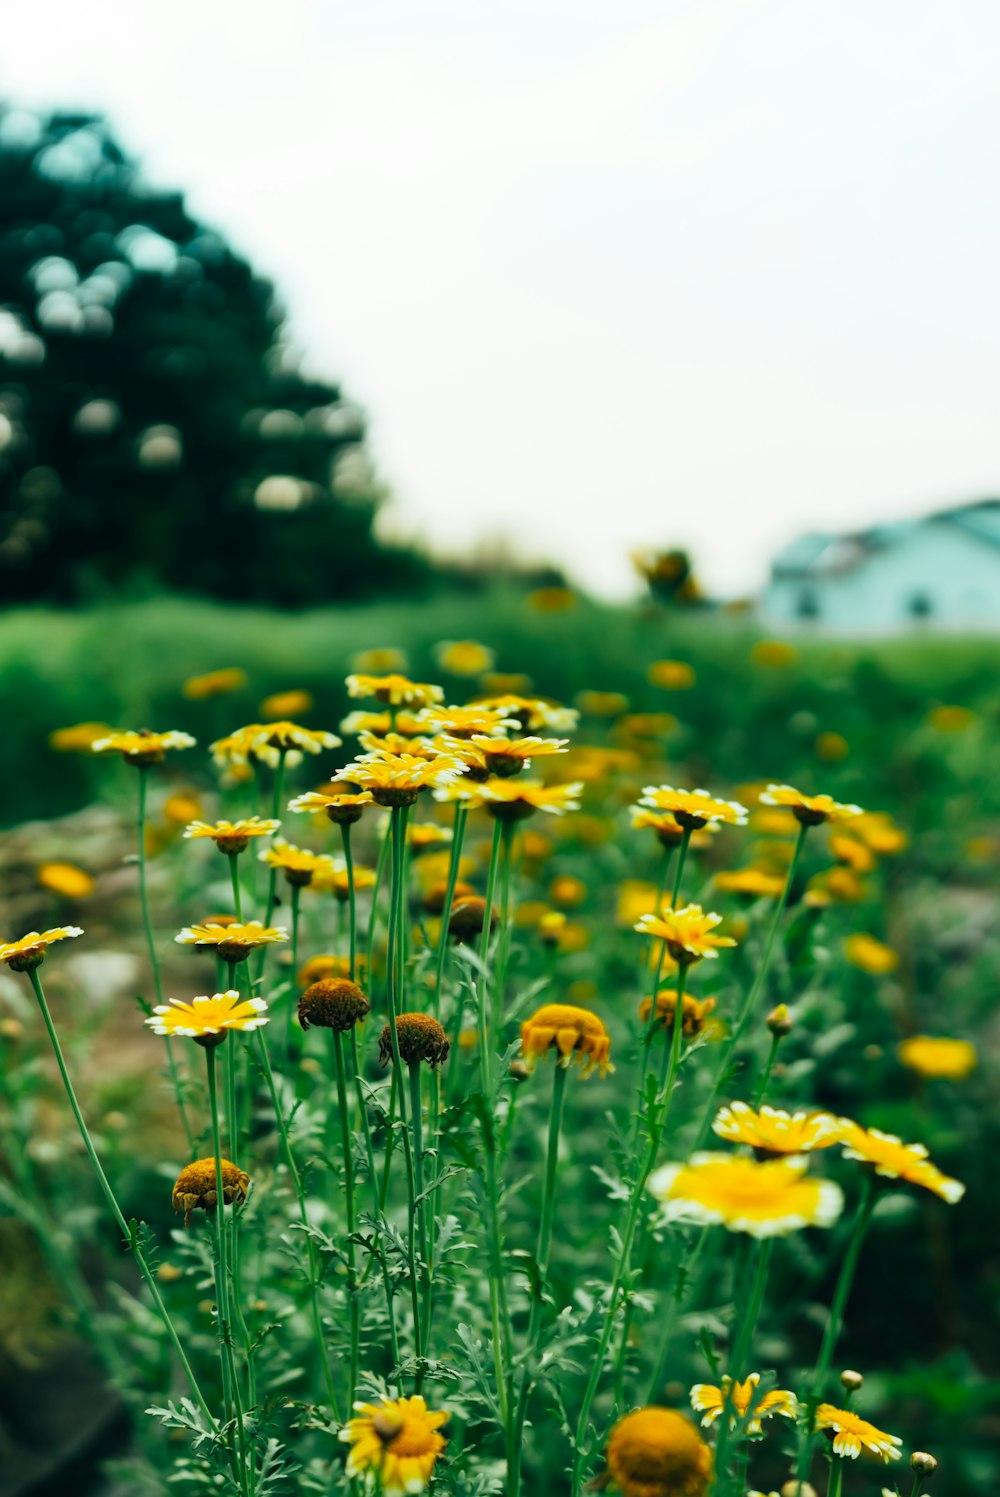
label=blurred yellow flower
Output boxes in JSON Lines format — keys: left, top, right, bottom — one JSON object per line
{"left": 714, "top": 868, "right": 785, "bottom": 899}
{"left": 37, "top": 862, "right": 95, "bottom": 899}
{"left": 750, "top": 639, "right": 798, "bottom": 668}
{"left": 182, "top": 667, "right": 247, "bottom": 700}
{"left": 346, "top": 673, "right": 443, "bottom": 708}
{"left": 844, "top": 933, "right": 898, "bottom": 975}
{"left": 815, "top": 1405, "right": 902, "bottom": 1462}
{"left": 648, "top": 659, "right": 696, "bottom": 690}
{"left": 815, "top": 731, "right": 850, "bottom": 761}
{"left": 297, "top": 953, "right": 352, "bottom": 987}
{"left": 617, "top": 880, "right": 662, "bottom": 926}
{"left": 477, "top": 671, "right": 533, "bottom": 696}
{"left": 49, "top": 721, "right": 113, "bottom": 752}
{"left": 433, "top": 639, "right": 496, "bottom": 676}
{"left": 92, "top": 729, "right": 196, "bottom": 765}
{"left": 690, "top": 1374, "right": 797, "bottom": 1433}
{"left": 521, "top": 1002, "right": 613, "bottom": 1076}
{"left": 605, "top": 1406, "right": 712, "bottom": 1497}
{"left": 750, "top": 807, "right": 801, "bottom": 838}
{"left": 928, "top": 704, "right": 975, "bottom": 732}
{"left": 527, "top": 585, "right": 577, "bottom": 612}
{"left": 339, "top": 1395, "right": 448, "bottom": 1496}
{"left": 549, "top": 874, "right": 587, "bottom": 907}
{"left": 639, "top": 990, "right": 717, "bottom": 1037}
{"left": 850, "top": 811, "right": 907, "bottom": 855}
{"left": 649, "top": 1153, "right": 843, "bottom": 1236}
{"left": 630, "top": 807, "right": 686, "bottom": 848}
{"left": 340, "top": 709, "right": 422, "bottom": 737}
{"left": 830, "top": 835, "right": 875, "bottom": 873}
{"left": 898, "top": 1035, "right": 976, "bottom": 1080}
{"left": 575, "top": 689, "right": 630, "bottom": 717}
{"left": 259, "top": 840, "right": 334, "bottom": 886}
{"left": 311, "top": 860, "right": 378, "bottom": 901}
{"left": 477, "top": 778, "right": 583, "bottom": 821}
{"left": 839, "top": 1123, "right": 965, "bottom": 1202}
{"left": 522, "top": 829, "right": 555, "bottom": 862}
{"left": 468, "top": 693, "right": 579, "bottom": 732}
{"left": 614, "top": 712, "right": 679, "bottom": 738}
{"left": 260, "top": 689, "right": 314, "bottom": 719}
{"left": 712, "top": 1102, "right": 844, "bottom": 1154}
{"left": 146, "top": 990, "right": 269, "bottom": 1040}
{"left": 350, "top": 647, "right": 409, "bottom": 675}
{"left": 163, "top": 792, "right": 205, "bottom": 826}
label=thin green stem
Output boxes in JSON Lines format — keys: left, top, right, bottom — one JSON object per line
{"left": 225, "top": 1038, "right": 255, "bottom": 1407}
{"left": 333, "top": 1028, "right": 361, "bottom": 1406}
{"left": 644, "top": 1226, "right": 711, "bottom": 1403}
{"left": 433, "top": 803, "right": 468, "bottom": 1018}
{"left": 340, "top": 823, "right": 357, "bottom": 980}
{"left": 228, "top": 852, "right": 244, "bottom": 922}
{"left": 26, "top": 967, "right": 214, "bottom": 1427}
{"left": 713, "top": 1238, "right": 774, "bottom": 1496}
{"left": 408, "top": 1061, "right": 432, "bottom": 1356}
{"left": 206, "top": 1047, "right": 249, "bottom": 1491}
{"left": 350, "top": 1026, "right": 401, "bottom": 1369}
{"left": 366, "top": 822, "right": 392, "bottom": 990}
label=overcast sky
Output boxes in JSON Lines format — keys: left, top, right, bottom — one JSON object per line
{"left": 4, "top": 0, "right": 999, "bottom": 596}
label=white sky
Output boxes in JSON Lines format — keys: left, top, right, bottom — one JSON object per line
{"left": 4, "top": 0, "right": 1000, "bottom": 596}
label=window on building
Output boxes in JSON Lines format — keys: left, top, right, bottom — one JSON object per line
{"left": 908, "top": 592, "right": 932, "bottom": 619}
{"left": 796, "top": 588, "right": 819, "bottom": 620}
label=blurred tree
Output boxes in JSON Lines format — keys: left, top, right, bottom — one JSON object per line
{"left": 0, "top": 106, "right": 431, "bottom": 606}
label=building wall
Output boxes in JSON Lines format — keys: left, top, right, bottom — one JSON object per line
{"left": 761, "top": 522, "right": 1000, "bottom": 632}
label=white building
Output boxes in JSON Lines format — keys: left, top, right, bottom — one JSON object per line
{"left": 761, "top": 501, "right": 1000, "bottom": 633}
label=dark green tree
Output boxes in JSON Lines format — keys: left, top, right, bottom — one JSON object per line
{"left": 0, "top": 106, "right": 430, "bottom": 606}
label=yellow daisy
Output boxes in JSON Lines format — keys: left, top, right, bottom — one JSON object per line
{"left": 287, "top": 788, "right": 375, "bottom": 824}
{"left": 897, "top": 1035, "right": 976, "bottom": 1080}
{"left": 690, "top": 1374, "right": 797, "bottom": 1433}
{"left": 339, "top": 709, "right": 424, "bottom": 737}
{"left": 713, "top": 868, "right": 786, "bottom": 899}
{"left": 0, "top": 926, "right": 83, "bottom": 970}
{"left": 310, "top": 860, "right": 378, "bottom": 901}
{"left": 432, "top": 639, "right": 496, "bottom": 676}
{"left": 183, "top": 817, "right": 281, "bottom": 854}
{"left": 251, "top": 720, "right": 340, "bottom": 756}
{"left": 445, "top": 733, "right": 570, "bottom": 778}
{"left": 415, "top": 704, "right": 520, "bottom": 737}
{"left": 638, "top": 991, "right": 717, "bottom": 1037}
{"left": 844, "top": 933, "right": 899, "bottom": 975}
{"left": 712, "top": 1102, "right": 845, "bottom": 1154}
{"left": 648, "top": 1153, "right": 843, "bottom": 1237}
{"left": 92, "top": 728, "right": 196, "bottom": 765}
{"left": 520, "top": 1003, "right": 613, "bottom": 1077}
{"left": 468, "top": 693, "right": 579, "bottom": 732}
{"left": 838, "top": 1124, "right": 964, "bottom": 1203}
{"left": 639, "top": 786, "right": 748, "bottom": 829}
{"left": 339, "top": 1395, "right": 448, "bottom": 1495}
{"left": 258, "top": 839, "right": 335, "bottom": 887}
{"left": 175, "top": 921, "right": 288, "bottom": 962}
{"left": 346, "top": 673, "right": 444, "bottom": 708}
{"left": 634, "top": 905, "right": 737, "bottom": 965}
{"left": 475, "top": 777, "right": 583, "bottom": 821}
{"left": 146, "top": 991, "right": 269, "bottom": 1040}
{"left": 334, "top": 752, "right": 468, "bottom": 806}
{"left": 182, "top": 668, "right": 247, "bottom": 700}
{"left": 630, "top": 807, "right": 687, "bottom": 847}
{"left": 604, "top": 1406, "right": 712, "bottom": 1497}
{"left": 815, "top": 1404, "right": 903, "bottom": 1461}
{"left": 760, "top": 784, "right": 862, "bottom": 826}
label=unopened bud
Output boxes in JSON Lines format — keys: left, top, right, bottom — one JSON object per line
{"left": 0, "top": 1017, "right": 24, "bottom": 1040}
{"left": 840, "top": 1369, "right": 864, "bottom": 1392}
{"left": 911, "top": 1453, "right": 937, "bottom": 1476}
{"left": 781, "top": 1483, "right": 817, "bottom": 1497}
{"left": 766, "top": 1004, "right": 793, "bottom": 1037}
{"left": 508, "top": 1060, "right": 531, "bottom": 1083}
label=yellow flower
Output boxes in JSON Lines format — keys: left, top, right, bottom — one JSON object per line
{"left": 897, "top": 1035, "right": 976, "bottom": 1080}
{"left": 476, "top": 778, "right": 583, "bottom": 821}
{"left": 445, "top": 733, "right": 570, "bottom": 777}
{"left": 648, "top": 659, "right": 696, "bottom": 690}
{"left": 259, "top": 839, "right": 335, "bottom": 886}
{"left": 346, "top": 673, "right": 444, "bottom": 708}
{"left": 634, "top": 905, "right": 737, "bottom": 965}
{"left": 175, "top": 921, "right": 288, "bottom": 962}
{"left": 339, "top": 1395, "right": 448, "bottom": 1495}
{"left": 928, "top": 704, "right": 975, "bottom": 733}
{"left": 433, "top": 639, "right": 496, "bottom": 676}
{"left": 615, "top": 712, "right": 678, "bottom": 738}
{"left": 575, "top": 689, "right": 630, "bottom": 717}
{"left": 468, "top": 693, "right": 579, "bottom": 732}
{"left": 604, "top": 1406, "right": 712, "bottom": 1497}
{"left": 341, "top": 709, "right": 421, "bottom": 737}
{"left": 638, "top": 990, "right": 717, "bottom": 1037}
{"left": 760, "top": 784, "right": 862, "bottom": 826}
{"left": 690, "top": 1374, "right": 797, "bottom": 1433}
{"left": 750, "top": 807, "right": 801, "bottom": 838}
{"left": 850, "top": 811, "right": 907, "bottom": 855}
{"left": 527, "top": 585, "right": 577, "bottom": 612}
{"left": 815, "top": 731, "right": 850, "bottom": 762}
{"left": 814, "top": 1405, "right": 903, "bottom": 1462}
{"left": 297, "top": 953, "right": 352, "bottom": 987}
{"left": 172, "top": 1158, "right": 250, "bottom": 1226}
{"left": 639, "top": 786, "right": 748, "bottom": 830}
{"left": 750, "top": 639, "right": 798, "bottom": 668}
{"left": 37, "top": 862, "right": 95, "bottom": 899}
{"left": 260, "top": 689, "right": 314, "bottom": 719}
{"left": 829, "top": 835, "right": 875, "bottom": 873}
{"left": 335, "top": 752, "right": 468, "bottom": 806}
{"left": 844, "top": 933, "right": 898, "bottom": 975}
{"left": 287, "top": 789, "right": 375, "bottom": 824}
{"left": 92, "top": 729, "right": 196, "bottom": 765}
{"left": 146, "top": 990, "right": 269, "bottom": 1040}
{"left": 417, "top": 704, "right": 521, "bottom": 738}
{"left": 311, "top": 860, "right": 378, "bottom": 901}
{"left": 184, "top": 817, "right": 281, "bottom": 854}
{"left": 712, "top": 1102, "right": 844, "bottom": 1154}
{"left": 714, "top": 868, "right": 785, "bottom": 899}
{"left": 520, "top": 1002, "right": 613, "bottom": 1077}
{"left": 648, "top": 1153, "right": 843, "bottom": 1236}
{"left": 182, "top": 667, "right": 247, "bottom": 700}
{"left": 0, "top": 927, "right": 83, "bottom": 970}
{"left": 406, "top": 822, "right": 452, "bottom": 851}
{"left": 350, "top": 646, "right": 409, "bottom": 675}
{"left": 549, "top": 874, "right": 587, "bottom": 907}
{"left": 163, "top": 792, "right": 204, "bottom": 826}
{"left": 254, "top": 720, "right": 340, "bottom": 755}
{"left": 839, "top": 1124, "right": 964, "bottom": 1202}
{"left": 49, "top": 721, "right": 113, "bottom": 752}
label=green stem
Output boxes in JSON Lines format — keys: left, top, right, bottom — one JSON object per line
{"left": 340, "top": 823, "right": 357, "bottom": 980}
{"left": 408, "top": 1061, "right": 432, "bottom": 1356}
{"left": 644, "top": 1226, "right": 711, "bottom": 1403}
{"left": 366, "top": 821, "right": 392, "bottom": 990}
{"left": 477, "top": 817, "right": 505, "bottom": 1091}
{"left": 226, "top": 1038, "right": 255, "bottom": 1407}
{"left": 670, "top": 826, "right": 692, "bottom": 908}
{"left": 228, "top": 852, "right": 244, "bottom": 922}
{"left": 752, "top": 1033, "right": 781, "bottom": 1108}
{"left": 206, "top": 1047, "right": 248, "bottom": 1491}
{"left": 333, "top": 1029, "right": 361, "bottom": 1406}
{"left": 433, "top": 803, "right": 468, "bottom": 1018}
{"left": 27, "top": 967, "right": 214, "bottom": 1427}
{"left": 287, "top": 882, "right": 302, "bottom": 1059}
{"left": 351, "top": 1026, "right": 401, "bottom": 1369}
{"left": 714, "top": 1238, "right": 774, "bottom": 1496}
{"left": 255, "top": 748, "right": 288, "bottom": 985}
{"left": 137, "top": 766, "right": 195, "bottom": 1151}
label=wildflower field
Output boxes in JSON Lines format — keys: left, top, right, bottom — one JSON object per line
{"left": 0, "top": 592, "right": 997, "bottom": 1497}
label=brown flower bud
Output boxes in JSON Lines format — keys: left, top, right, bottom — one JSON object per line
{"left": 298, "top": 978, "right": 370, "bottom": 1032}
{"left": 379, "top": 1013, "right": 450, "bottom": 1069}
